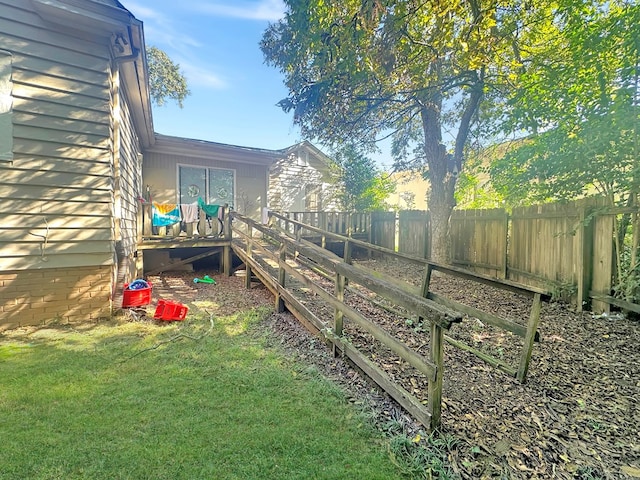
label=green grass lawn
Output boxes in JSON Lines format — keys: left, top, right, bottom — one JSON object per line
{"left": 0, "top": 307, "right": 408, "bottom": 480}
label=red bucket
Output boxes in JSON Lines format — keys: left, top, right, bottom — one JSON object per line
{"left": 122, "top": 282, "right": 152, "bottom": 307}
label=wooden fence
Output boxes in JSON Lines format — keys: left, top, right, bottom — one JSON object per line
{"left": 268, "top": 211, "right": 548, "bottom": 383}
{"left": 272, "top": 196, "right": 632, "bottom": 313}
{"left": 389, "top": 197, "right": 628, "bottom": 313}
{"left": 450, "top": 208, "right": 508, "bottom": 279}
{"left": 398, "top": 210, "right": 430, "bottom": 258}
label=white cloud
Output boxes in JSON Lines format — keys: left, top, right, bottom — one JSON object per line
{"left": 192, "top": 0, "right": 285, "bottom": 22}
{"left": 126, "top": 1, "right": 201, "bottom": 50}
{"left": 180, "top": 61, "right": 228, "bottom": 90}
{"left": 124, "top": 1, "right": 234, "bottom": 92}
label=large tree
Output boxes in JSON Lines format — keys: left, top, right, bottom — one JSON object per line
{"left": 261, "top": 0, "right": 545, "bottom": 262}
{"left": 146, "top": 46, "right": 190, "bottom": 108}
{"left": 491, "top": 1, "right": 640, "bottom": 299}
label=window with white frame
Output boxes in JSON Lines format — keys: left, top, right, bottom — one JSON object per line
{"left": 178, "top": 165, "right": 235, "bottom": 207}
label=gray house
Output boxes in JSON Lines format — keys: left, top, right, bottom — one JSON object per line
{"left": 268, "top": 141, "right": 340, "bottom": 212}
{"left": 0, "top": 0, "right": 153, "bottom": 329}
{"left": 0, "top": 0, "right": 272, "bottom": 328}
{"left": 0, "top": 0, "right": 339, "bottom": 330}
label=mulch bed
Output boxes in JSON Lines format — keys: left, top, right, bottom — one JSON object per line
{"left": 146, "top": 263, "right": 640, "bottom": 480}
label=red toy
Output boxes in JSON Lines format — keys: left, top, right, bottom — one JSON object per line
{"left": 153, "top": 299, "right": 189, "bottom": 321}
{"left": 122, "top": 281, "right": 152, "bottom": 307}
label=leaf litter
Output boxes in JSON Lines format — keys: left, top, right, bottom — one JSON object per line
{"left": 148, "top": 259, "right": 639, "bottom": 479}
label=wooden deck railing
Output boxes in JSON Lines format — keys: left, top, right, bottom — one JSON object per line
{"left": 266, "top": 210, "right": 550, "bottom": 383}
{"left": 138, "top": 203, "right": 229, "bottom": 240}
{"left": 230, "top": 211, "right": 462, "bottom": 430}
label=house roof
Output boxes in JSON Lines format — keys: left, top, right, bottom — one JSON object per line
{"left": 273, "top": 140, "right": 337, "bottom": 181}
{"left": 30, "top": 0, "right": 154, "bottom": 148}
{"left": 280, "top": 140, "right": 333, "bottom": 165}
{"left": 147, "top": 134, "right": 283, "bottom": 165}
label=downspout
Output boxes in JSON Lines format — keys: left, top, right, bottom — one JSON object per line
{"left": 111, "top": 25, "right": 141, "bottom": 305}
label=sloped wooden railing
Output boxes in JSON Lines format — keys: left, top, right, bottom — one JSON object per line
{"left": 268, "top": 211, "right": 550, "bottom": 383}
{"left": 230, "top": 211, "right": 462, "bottom": 431}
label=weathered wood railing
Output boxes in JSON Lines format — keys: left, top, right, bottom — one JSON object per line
{"left": 231, "top": 211, "right": 462, "bottom": 431}
{"left": 269, "top": 210, "right": 549, "bottom": 383}
{"left": 273, "top": 211, "right": 371, "bottom": 240}
{"left": 138, "top": 203, "right": 229, "bottom": 240}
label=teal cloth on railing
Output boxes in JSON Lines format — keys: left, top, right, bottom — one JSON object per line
{"left": 198, "top": 198, "right": 220, "bottom": 217}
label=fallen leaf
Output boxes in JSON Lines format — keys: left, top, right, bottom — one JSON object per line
{"left": 621, "top": 465, "right": 640, "bottom": 478}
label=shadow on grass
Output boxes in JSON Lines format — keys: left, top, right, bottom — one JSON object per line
{"left": 0, "top": 307, "right": 410, "bottom": 480}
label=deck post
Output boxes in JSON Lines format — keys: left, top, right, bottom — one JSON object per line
{"left": 197, "top": 209, "right": 206, "bottom": 237}
{"left": 136, "top": 202, "right": 143, "bottom": 243}
{"left": 517, "top": 293, "right": 542, "bottom": 382}
{"left": 223, "top": 207, "right": 232, "bottom": 275}
{"left": 276, "top": 244, "right": 287, "bottom": 313}
{"left": 245, "top": 224, "right": 253, "bottom": 289}
{"left": 428, "top": 322, "right": 444, "bottom": 431}
{"left": 223, "top": 206, "right": 232, "bottom": 240}
{"left": 142, "top": 204, "right": 152, "bottom": 238}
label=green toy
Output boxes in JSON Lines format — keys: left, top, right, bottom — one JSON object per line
{"left": 193, "top": 275, "right": 216, "bottom": 284}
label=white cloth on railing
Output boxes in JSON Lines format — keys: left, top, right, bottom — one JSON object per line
{"left": 181, "top": 203, "right": 199, "bottom": 223}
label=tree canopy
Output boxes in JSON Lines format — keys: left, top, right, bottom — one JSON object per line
{"left": 261, "top": 0, "right": 550, "bottom": 261}
{"left": 334, "top": 144, "right": 395, "bottom": 211}
{"left": 146, "top": 46, "right": 190, "bottom": 108}
{"left": 492, "top": 1, "right": 640, "bottom": 207}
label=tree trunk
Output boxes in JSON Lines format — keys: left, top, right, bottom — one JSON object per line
{"left": 420, "top": 78, "right": 483, "bottom": 264}
{"left": 421, "top": 104, "right": 457, "bottom": 264}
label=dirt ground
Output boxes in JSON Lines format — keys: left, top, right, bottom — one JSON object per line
{"left": 144, "top": 263, "right": 640, "bottom": 480}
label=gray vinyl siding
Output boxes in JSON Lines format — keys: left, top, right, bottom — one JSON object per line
{"left": 0, "top": 50, "right": 12, "bottom": 162}
{"left": 0, "top": 0, "right": 115, "bottom": 271}
{"left": 269, "top": 154, "right": 341, "bottom": 212}
{"left": 144, "top": 150, "right": 270, "bottom": 221}
{"left": 116, "top": 79, "right": 143, "bottom": 259}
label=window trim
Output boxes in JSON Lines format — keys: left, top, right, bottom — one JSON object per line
{"left": 176, "top": 163, "right": 236, "bottom": 207}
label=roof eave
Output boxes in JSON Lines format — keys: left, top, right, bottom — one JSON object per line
{"left": 30, "top": 0, "right": 154, "bottom": 148}
{"left": 147, "top": 134, "right": 281, "bottom": 166}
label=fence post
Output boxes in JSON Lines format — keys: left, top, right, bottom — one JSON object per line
{"left": 576, "top": 203, "right": 593, "bottom": 311}
{"left": 419, "top": 262, "right": 442, "bottom": 429}
{"left": 501, "top": 211, "right": 509, "bottom": 280}
{"left": 428, "top": 322, "right": 444, "bottom": 430}
{"left": 334, "top": 272, "right": 345, "bottom": 356}
{"left": 343, "top": 239, "right": 352, "bottom": 264}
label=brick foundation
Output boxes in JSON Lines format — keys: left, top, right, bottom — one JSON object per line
{"left": 0, "top": 266, "right": 113, "bottom": 330}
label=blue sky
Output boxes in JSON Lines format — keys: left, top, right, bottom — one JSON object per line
{"left": 124, "top": 0, "right": 302, "bottom": 151}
